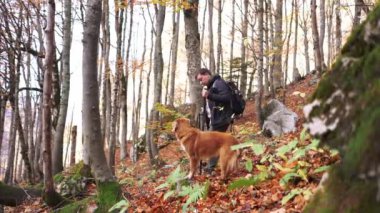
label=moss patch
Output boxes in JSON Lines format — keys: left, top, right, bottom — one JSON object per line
{"left": 96, "top": 181, "right": 122, "bottom": 212}
{"left": 42, "top": 189, "right": 70, "bottom": 209}
{"left": 69, "top": 160, "right": 92, "bottom": 178}
{"left": 57, "top": 197, "right": 93, "bottom": 213}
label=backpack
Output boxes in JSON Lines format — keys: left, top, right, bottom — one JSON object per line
{"left": 226, "top": 81, "right": 246, "bottom": 116}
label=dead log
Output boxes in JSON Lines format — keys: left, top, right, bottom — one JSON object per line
{"left": 0, "top": 181, "right": 41, "bottom": 206}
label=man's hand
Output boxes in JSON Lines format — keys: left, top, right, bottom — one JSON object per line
{"left": 202, "top": 87, "right": 209, "bottom": 98}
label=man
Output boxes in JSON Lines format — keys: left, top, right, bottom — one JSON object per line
{"left": 195, "top": 68, "right": 234, "bottom": 173}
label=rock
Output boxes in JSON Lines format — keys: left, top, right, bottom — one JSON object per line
{"left": 262, "top": 99, "right": 298, "bottom": 137}
{"left": 308, "top": 74, "right": 320, "bottom": 86}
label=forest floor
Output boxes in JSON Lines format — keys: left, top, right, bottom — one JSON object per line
{"left": 6, "top": 73, "right": 339, "bottom": 212}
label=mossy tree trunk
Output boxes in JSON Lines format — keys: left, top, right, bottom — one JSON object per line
{"left": 81, "top": 0, "right": 121, "bottom": 210}
{"left": 304, "top": 4, "right": 380, "bottom": 212}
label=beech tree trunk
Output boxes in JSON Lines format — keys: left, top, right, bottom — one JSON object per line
{"left": 239, "top": 0, "right": 249, "bottom": 97}
{"left": 169, "top": 5, "right": 180, "bottom": 107}
{"left": 82, "top": 0, "right": 116, "bottom": 182}
{"left": 53, "top": 0, "right": 72, "bottom": 175}
{"left": 335, "top": 0, "right": 342, "bottom": 56}
{"left": 69, "top": 125, "right": 77, "bottom": 166}
{"left": 148, "top": 3, "right": 166, "bottom": 163}
{"left": 208, "top": 0, "right": 215, "bottom": 73}
{"left": 256, "top": 0, "right": 264, "bottom": 127}
{"left": 283, "top": 0, "right": 294, "bottom": 86}
{"left": 4, "top": 106, "right": 17, "bottom": 185}
{"left": 292, "top": 0, "right": 300, "bottom": 81}
{"left": 200, "top": 0, "right": 207, "bottom": 57}
{"left": 300, "top": 0, "right": 311, "bottom": 74}
{"left": 273, "top": 0, "right": 283, "bottom": 90}
{"left": 216, "top": 0, "right": 222, "bottom": 74}
{"left": 229, "top": 0, "right": 235, "bottom": 80}
{"left": 34, "top": 97, "right": 43, "bottom": 182}
{"left": 311, "top": 0, "right": 323, "bottom": 73}
{"left": 121, "top": 2, "right": 134, "bottom": 161}
{"left": 183, "top": 0, "right": 202, "bottom": 122}
{"left": 319, "top": 0, "right": 325, "bottom": 65}
{"left": 112, "top": 0, "right": 125, "bottom": 169}
{"left": 264, "top": 0, "right": 270, "bottom": 95}
{"left": 145, "top": 5, "right": 155, "bottom": 163}
{"left": 42, "top": 0, "right": 64, "bottom": 207}
{"left": 0, "top": 95, "right": 6, "bottom": 156}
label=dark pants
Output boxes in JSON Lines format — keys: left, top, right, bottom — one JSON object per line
{"left": 206, "top": 123, "right": 230, "bottom": 171}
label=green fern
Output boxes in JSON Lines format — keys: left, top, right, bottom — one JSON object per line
{"left": 276, "top": 140, "right": 298, "bottom": 159}
{"left": 231, "top": 140, "right": 256, "bottom": 150}
{"left": 108, "top": 199, "right": 129, "bottom": 213}
{"left": 281, "top": 189, "right": 302, "bottom": 205}
{"left": 228, "top": 172, "right": 269, "bottom": 191}
{"left": 180, "top": 181, "right": 210, "bottom": 212}
{"left": 245, "top": 159, "right": 253, "bottom": 172}
{"left": 155, "top": 165, "right": 187, "bottom": 191}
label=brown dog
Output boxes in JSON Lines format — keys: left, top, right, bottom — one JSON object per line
{"left": 172, "top": 118, "right": 239, "bottom": 179}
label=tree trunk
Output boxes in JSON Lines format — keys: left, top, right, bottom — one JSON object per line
{"left": 113, "top": 0, "right": 125, "bottom": 167}
{"left": 43, "top": 0, "right": 65, "bottom": 207}
{"left": 319, "top": 0, "right": 325, "bottom": 65}
{"left": 269, "top": 0, "right": 275, "bottom": 97}
{"left": 335, "top": 0, "right": 342, "bottom": 56}
{"left": 208, "top": 0, "right": 215, "bottom": 73}
{"left": 164, "top": 48, "right": 172, "bottom": 106}
{"left": 100, "top": 0, "right": 111, "bottom": 148}
{"left": 353, "top": 0, "right": 370, "bottom": 28}
{"left": 353, "top": 0, "right": 360, "bottom": 27}
{"left": 82, "top": 0, "right": 116, "bottom": 182}
{"left": 15, "top": 107, "right": 33, "bottom": 183}
{"left": 120, "top": 2, "right": 134, "bottom": 161}
{"left": 300, "top": 0, "right": 311, "bottom": 74}
{"left": 283, "top": 0, "right": 294, "bottom": 86}
{"left": 132, "top": 11, "right": 146, "bottom": 160}
{"left": 24, "top": 53, "right": 35, "bottom": 182}
{"left": 131, "top": 58, "right": 138, "bottom": 163}
{"left": 63, "top": 110, "right": 74, "bottom": 167}
{"left": 292, "top": 0, "right": 300, "bottom": 82}
{"left": 70, "top": 125, "right": 77, "bottom": 166}
{"left": 216, "top": 0, "right": 222, "bottom": 75}
{"left": 4, "top": 108, "right": 17, "bottom": 185}
{"left": 229, "top": 0, "right": 236, "bottom": 80}
{"left": 311, "top": 0, "right": 322, "bottom": 73}
{"left": 34, "top": 96, "right": 43, "bottom": 182}
{"left": 53, "top": 0, "right": 72, "bottom": 175}
{"left": 256, "top": 0, "right": 264, "bottom": 127}
{"left": 150, "top": 3, "right": 166, "bottom": 163}
{"left": 239, "top": 0, "right": 249, "bottom": 97}
{"left": 0, "top": 95, "right": 6, "bottom": 159}
{"left": 273, "top": 0, "right": 283, "bottom": 90}
{"left": 169, "top": 4, "right": 180, "bottom": 107}
{"left": 326, "top": 1, "right": 333, "bottom": 66}
{"left": 117, "top": 9, "right": 125, "bottom": 165}
{"left": 200, "top": 0, "right": 207, "bottom": 60}
{"left": 264, "top": 0, "right": 270, "bottom": 95}
{"left": 183, "top": 0, "right": 202, "bottom": 122}
{"left": 145, "top": 6, "right": 155, "bottom": 163}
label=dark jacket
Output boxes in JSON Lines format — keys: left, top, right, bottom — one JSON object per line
{"left": 204, "top": 75, "right": 233, "bottom": 130}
